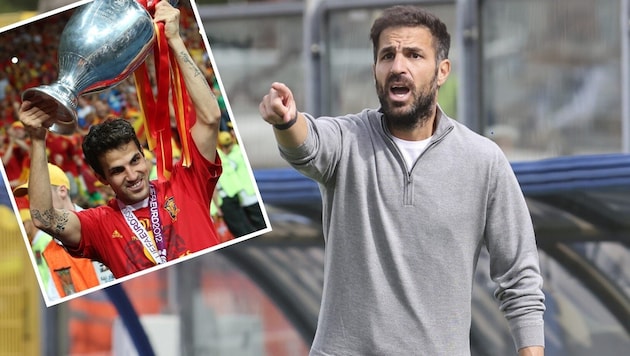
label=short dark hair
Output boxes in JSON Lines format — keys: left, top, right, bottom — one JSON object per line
{"left": 369, "top": 5, "right": 450, "bottom": 63}
{"left": 82, "top": 119, "right": 142, "bottom": 178}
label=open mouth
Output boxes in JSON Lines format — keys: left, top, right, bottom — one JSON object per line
{"left": 389, "top": 82, "right": 412, "bottom": 101}
{"left": 391, "top": 85, "right": 410, "bottom": 97}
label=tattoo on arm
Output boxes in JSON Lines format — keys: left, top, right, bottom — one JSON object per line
{"left": 54, "top": 211, "right": 70, "bottom": 235}
{"left": 178, "top": 51, "right": 211, "bottom": 91}
{"left": 32, "top": 208, "right": 69, "bottom": 235}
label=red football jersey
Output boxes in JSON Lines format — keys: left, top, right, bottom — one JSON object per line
{"left": 71, "top": 142, "right": 222, "bottom": 278}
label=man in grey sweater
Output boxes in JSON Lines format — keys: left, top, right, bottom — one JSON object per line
{"left": 259, "top": 5, "right": 545, "bottom": 356}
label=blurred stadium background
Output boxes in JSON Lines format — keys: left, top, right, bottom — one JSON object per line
{"left": 1, "top": 0, "right": 629, "bottom": 355}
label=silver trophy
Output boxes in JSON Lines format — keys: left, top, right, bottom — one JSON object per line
{"left": 22, "top": 0, "right": 156, "bottom": 135}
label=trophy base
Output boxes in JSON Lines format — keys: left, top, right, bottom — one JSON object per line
{"left": 22, "top": 85, "right": 78, "bottom": 136}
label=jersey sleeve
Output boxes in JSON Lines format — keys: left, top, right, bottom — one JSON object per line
{"left": 171, "top": 131, "right": 222, "bottom": 204}
{"left": 66, "top": 208, "right": 105, "bottom": 261}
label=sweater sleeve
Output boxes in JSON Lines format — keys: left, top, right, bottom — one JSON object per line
{"left": 278, "top": 113, "right": 344, "bottom": 184}
{"left": 484, "top": 149, "right": 546, "bottom": 351}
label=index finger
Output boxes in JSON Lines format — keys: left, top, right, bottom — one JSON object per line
{"left": 271, "top": 82, "right": 291, "bottom": 99}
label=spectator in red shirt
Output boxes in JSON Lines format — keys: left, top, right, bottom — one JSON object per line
{"left": 46, "top": 131, "right": 81, "bottom": 198}
{"left": 2, "top": 121, "right": 30, "bottom": 188}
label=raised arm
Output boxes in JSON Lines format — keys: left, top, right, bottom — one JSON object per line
{"left": 2, "top": 137, "right": 15, "bottom": 166}
{"left": 18, "top": 101, "right": 82, "bottom": 248}
{"left": 259, "top": 82, "right": 308, "bottom": 148}
{"left": 153, "top": 0, "right": 221, "bottom": 163}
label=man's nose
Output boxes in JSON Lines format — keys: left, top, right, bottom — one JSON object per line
{"left": 390, "top": 54, "right": 406, "bottom": 74}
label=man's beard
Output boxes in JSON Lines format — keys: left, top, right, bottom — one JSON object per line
{"left": 376, "top": 70, "right": 439, "bottom": 131}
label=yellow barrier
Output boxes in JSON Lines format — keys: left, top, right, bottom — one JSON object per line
{"left": 0, "top": 205, "right": 39, "bottom": 356}
{"left": 0, "top": 11, "right": 37, "bottom": 29}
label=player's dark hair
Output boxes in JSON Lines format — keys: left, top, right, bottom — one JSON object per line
{"left": 82, "top": 118, "right": 143, "bottom": 178}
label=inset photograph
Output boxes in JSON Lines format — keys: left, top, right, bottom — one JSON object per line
{"left": 0, "top": 0, "right": 270, "bottom": 307}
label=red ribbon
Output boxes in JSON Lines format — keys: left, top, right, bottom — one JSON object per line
{"left": 133, "top": 21, "right": 194, "bottom": 181}
{"left": 169, "top": 49, "right": 194, "bottom": 167}
{"left": 136, "top": 0, "right": 157, "bottom": 14}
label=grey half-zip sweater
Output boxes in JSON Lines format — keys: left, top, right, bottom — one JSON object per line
{"left": 279, "top": 108, "right": 545, "bottom": 356}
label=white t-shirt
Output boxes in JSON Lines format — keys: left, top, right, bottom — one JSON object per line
{"left": 391, "top": 135, "right": 432, "bottom": 171}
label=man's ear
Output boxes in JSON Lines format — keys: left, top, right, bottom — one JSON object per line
{"left": 437, "top": 58, "right": 451, "bottom": 87}
{"left": 372, "top": 64, "right": 376, "bottom": 83}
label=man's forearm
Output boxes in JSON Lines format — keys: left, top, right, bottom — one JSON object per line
{"left": 28, "top": 139, "right": 58, "bottom": 233}
{"left": 168, "top": 36, "right": 221, "bottom": 163}
{"left": 273, "top": 112, "right": 308, "bottom": 149}
{"left": 169, "top": 37, "right": 220, "bottom": 126}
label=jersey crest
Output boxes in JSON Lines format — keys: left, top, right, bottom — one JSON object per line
{"left": 164, "top": 196, "right": 179, "bottom": 221}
